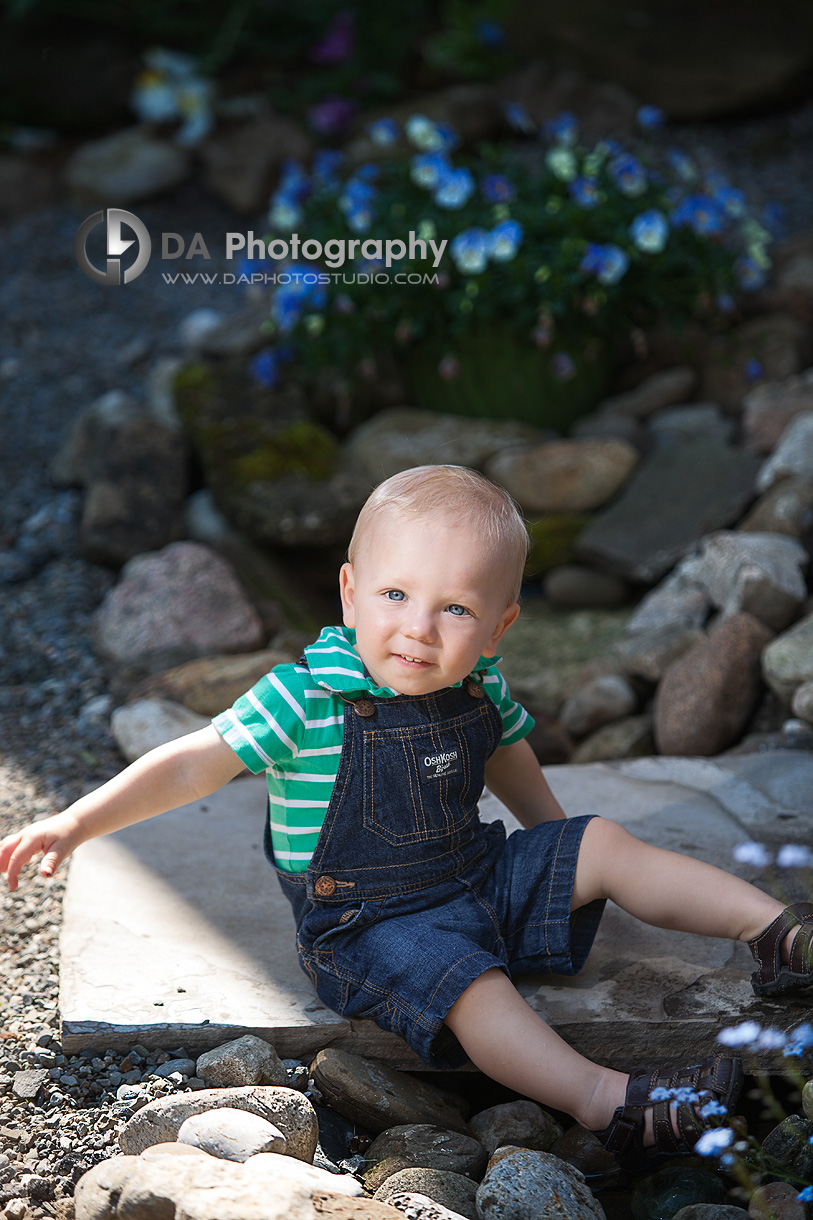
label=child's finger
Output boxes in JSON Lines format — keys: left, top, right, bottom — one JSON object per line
{"left": 40, "top": 849, "right": 62, "bottom": 878}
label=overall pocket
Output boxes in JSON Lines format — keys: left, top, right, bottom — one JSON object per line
{"left": 361, "top": 705, "right": 495, "bottom": 847}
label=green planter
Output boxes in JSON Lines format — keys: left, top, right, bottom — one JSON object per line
{"left": 404, "top": 325, "right": 613, "bottom": 432}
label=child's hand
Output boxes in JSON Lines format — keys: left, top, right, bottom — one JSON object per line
{"left": 0, "top": 811, "right": 83, "bottom": 891}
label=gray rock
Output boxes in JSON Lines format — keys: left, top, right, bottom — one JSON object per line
{"left": 151, "top": 1058, "right": 197, "bottom": 1079}
{"left": 673, "top": 1207, "right": 749, "bottom": 1219}
{"left": 678, "top": 531, "right": 808, "bottom": 631}
{"left": 655, "top": 613, "right": 774, "bottom": 755}
{"left": 701, "top": 313, "right": 810, "bottom": 413}
{"left": 468, "top": 1101, "right": 563, "bottom": 1157}
{"left": 575, "top": 440, "right": 760, "bottom": 582}
{"left": 364, "top": 1125, "right": 486, "bottom": 1181}
{"left": 110, "top": 698, "right": 210, "bottom": 763}
{"left": 65, "top": 126, "right": 191, "bottom": 204}
{"left": 570, "top": 410, "right": 646, "bottom": 450}
{"left": 375, "top": 1171, "right": 478, "bottom": 1219}
{"left": 791, "top": 679, "right": 813, "bottom": 722}
{"left": 738, "top": 478, "right": 813, "bottom": 538}
{"left": 548, "top": 1127, "right": 618, "bottom": 1182}
{"left": 222, "top": 462, "right": 370, "bottom": 549}
{"left": 241, "top": 1151, "right": 363, "bottom": 1195}
{"left": 648, "top": 403, "right": 734, "bottom": 448}
{"left": 598, "top": 367, "right": 696, "bottom": 420}
{"left": 746, "top": 1181, "right": 806, "bottom": 1220}
{"left": 760, "top": 1114, "right": 813, "bottom": 1181}
{"left": 559, "top": 674, "right": 638, "bottom": 739}
{"left": 194, "top": 303, "right": 273, "bottom": 358}
{"left": 544, "top": 566, "right": 629, "bottom": 609}
{"left": 762, "top": 611, "right": 813, "bottom": 701}
{"left": 743, "top": 368, "right": 813, "bottom": 453}
{"left": 12, "top": 1068, "right": 49, "bottom": 1099}
{"left": 347, "top": 407, "right": 547, "bottom": 483}
{"left": 476, "top": 1149, "right": 605, "bottom": 1219}
{"left": 178, "top": 1108, "right": 286, "bottom": 1161}
{"left": 118, "top": 1085, "right": 318, "bottom": 1161}
{"left": 625, "top": 570, "right": 710, "bottom": 635}
{"left": 196, "top": 1035, "right": 289, "bottom": 1089}
{"left": 199, "top": 112, "right": 312, "bottom": 214}
{"left": 93, "top": 541, "right": 265, "bottom": 665}
{"left": 614, "top": 622, "right": 707, "bottom": 682}
{"left": 384, "top": 1193, "right": 471, "bottom": 1220}
{"left": 757, "top": 411, "right": 813, "bottom": 492}
{"left": 570, "top": 713, "right": 655, "bottom": 763}
{"left": 309, "top": 1050, "right": 470, "bottom": 1137}
{"left": 485, "top": 439, "right": 639, "bottom": 513}
{"left": 74, "top": 1154, "right": 140, "bottom": 1220}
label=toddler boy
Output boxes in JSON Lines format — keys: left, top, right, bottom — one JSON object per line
{"left": 3, "top": 464, "right": 812, "bottom": 1172}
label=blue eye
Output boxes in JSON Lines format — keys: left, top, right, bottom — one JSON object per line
{"left": 447, "top": 604, "right": 468, "bottom": 617}
{"left": 385, "top": 590, "right": 405, "bottom": 601}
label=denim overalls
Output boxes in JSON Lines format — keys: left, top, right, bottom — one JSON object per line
{"left": 272, "top": 673, "right": 604, "bottom": 1069}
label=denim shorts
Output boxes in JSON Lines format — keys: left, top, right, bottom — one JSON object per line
{"left": 277, "top": 813, "right": 605, "bottom": 1070}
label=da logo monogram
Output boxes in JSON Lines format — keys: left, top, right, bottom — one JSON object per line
{"left": 74, "top": 209, "right": 152, "bottom": 285}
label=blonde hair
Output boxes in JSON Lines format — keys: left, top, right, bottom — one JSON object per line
{"left": 348, "top": 465, "right": 530, "bottom": 603}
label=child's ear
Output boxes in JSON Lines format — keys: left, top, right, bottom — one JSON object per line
{"left": 487, "top": 601, "right": 520, "bottom": 652}
{"left": 339, "top": 562, "right": 356, "bottom": 628}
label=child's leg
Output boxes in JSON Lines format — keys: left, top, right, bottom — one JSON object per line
{"left": 444, "top": 967, "right": 684, "bottom": 1139}
{"left": 571, "top": 817, "right": 788, "bottom": 951}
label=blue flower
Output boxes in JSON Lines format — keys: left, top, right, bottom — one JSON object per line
{"left": 450, "top": 228, "right": 489, "bottom": 274}
{"left": 552, "top": 352, "right": 576, "bottom": 381}
{"left": 798, "top": 1187, "right": 813, "bottom": 1203}
{"left": 569, "top": 177, "right": 600, "bottom": 208}
{"left": 636, "top": 104, "right": 666, "bottom": 129}
{"left": 250, "top": 349, "right": 279, "bottom": 389}
{"left": 734, "top": 256, "right": 766, "bottom": 290}
{"left": 368, "top": 117, "right": 399, "bottom": 146}
{"left": 717, "top": 1020, "right": 763, "bottom": 1047}
{"left": 778, "top": 843, "right": 813, "bottom": 867}
{"left": 268, "top": 159, "right": 310, "bottom": 229}
{"left": 502, "top": 101, "right": 536, "bottom": 134}
{"left": 546, "top": 148, "right": 577, "bottom": 182}
{"left": 732, "top": 840, "right": 772, "bottom": 867}
{"left": 476, "top": 19, "right": 505, "bottom": 46}
{"left": 608, "top": 153, "right": 647, "bottom": 197}
{"left": 580, "top": 243, "right": 629, "bottom": 285}
{"left": 434, "top": 167, "right": 475, "bottom": 209}
{"left": 487, "top": 219, "right": 523, "bottom": 262}
{"left": 271, "top": 265, "right": 327, "bottom": 335}
{"left": 699, "top": 1100, "right": 729, "bottom": 1119}
{"left": 481, "top": 174, "right": 515, "bottom": 203}
{"left": 695, "top": 1128, "right": 735, "bottom": 1157}
{"left": 405, "top": 114, "right": 451, "bottom": 152}
{"left": 544, "top": 112, "right": 579, "bottom": 146}
{"left": 338, "top": 177, "right": 376, "bottom": 232}
{"left": 757, "top": 1028, "right": 788, "bottom": 1051}
{"left": 312, "top": 149, "right": 345, "bottom": 187}
{"left": 410, "top": 152, "right": 450, "bottom": 189}
{"left": 705, "top": 174, "right": 747, "bottom": 218}
{"left": 666, "top": 147, "right": 697, "bottom": 182}
{"left": 630, "top": 209, "right": 669, "bottom": 253}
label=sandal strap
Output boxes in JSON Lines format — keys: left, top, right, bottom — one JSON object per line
{"left": 748, "top": 903, "right": 813, "bottom": 985}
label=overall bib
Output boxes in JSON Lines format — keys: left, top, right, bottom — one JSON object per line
{"left": 273, "top": 675, "right": 604, "bottom": 1069}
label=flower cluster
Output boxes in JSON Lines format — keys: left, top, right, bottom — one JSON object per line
{"left": 257, "top": 107, "right": 774, "bottom": 400}
{"left": 733, "top": 841, "right": 813, "bottom": 869}
{"left": 131, "top": 49, "right": 214, "bottom": 146}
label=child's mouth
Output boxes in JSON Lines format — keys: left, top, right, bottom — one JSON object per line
{"left": 396, "top": 654, "right": 430, "bottom": 667}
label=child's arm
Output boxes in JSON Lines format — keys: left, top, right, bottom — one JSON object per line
{"left": 0, "top": 726, "right": 245, "bottom": 891}
{"left": 484, "top": 738, "right": 566, "bottom": 827}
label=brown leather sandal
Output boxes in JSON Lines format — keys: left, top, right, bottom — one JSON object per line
{"left": 589, "top": 1056, "right": 743, "bottom": 1173}
{"left": 748, "top": 902, "right": 813, "bottom": 998}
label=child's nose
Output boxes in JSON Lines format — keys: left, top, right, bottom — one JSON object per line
{"left": 403, "top": 608, "right": 437, "bottom": 643}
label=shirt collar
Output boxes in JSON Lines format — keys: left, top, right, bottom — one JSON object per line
{"left": 303, "top": 625, "right": 499, "bottom": 696}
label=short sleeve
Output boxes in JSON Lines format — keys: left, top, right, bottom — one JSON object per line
{"left": 480, "top": 664, "right": 535, "bottom": 745}
{"left": 211, "top": 663, "right": 310, "bottom": 774}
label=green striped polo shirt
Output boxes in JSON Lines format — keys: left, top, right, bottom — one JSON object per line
{"left": 212, "top": 624, "right": 534, "bottom": 872}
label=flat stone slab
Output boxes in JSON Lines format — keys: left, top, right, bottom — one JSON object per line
{"left": 60, "top": 752, "right": 813, "bottom": 1070}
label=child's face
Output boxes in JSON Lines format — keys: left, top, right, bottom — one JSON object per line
{"left": 339, "top": 509, "right": 520, "bottom": 694}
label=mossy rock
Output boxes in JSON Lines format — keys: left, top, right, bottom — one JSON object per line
{"left": 405, "top": 325, "right": 612, "bottom": 432}
{"left": 525, "top": 514, "right": 592, "bottom": 576}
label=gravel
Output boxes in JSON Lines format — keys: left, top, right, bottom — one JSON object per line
{"left": 1, "top": 101, "right": 812, "bottom": 1220}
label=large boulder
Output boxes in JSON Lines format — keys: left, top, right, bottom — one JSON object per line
{"left": 654, "top": 613, "right": 774, "bottom": 756}
{"left": 65, "top": 126, "right": 190, "bottom": 204}
{"left": 476, "top": 1148, "right": 605, "bottom": 1220}
{"left": 677, "top": 531, "right": 808, "bottom": 631}
{"left": 575, "top": 440, "right": 759, "bottom": 582}
{"left": 93, "top": 542, "right": 265, "bottom": 665}
{"left": 485, "top": 439, "right": 639, "bottom": 513}
{"left": 762, "top": 611, "right": 813, "bottom": 701}
{"left": 743, "top": 369, "right": 813, "bottom": 453}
